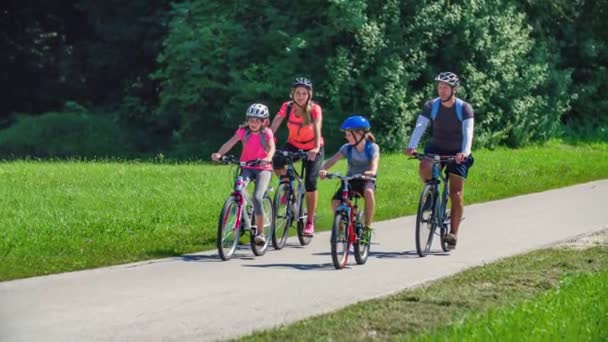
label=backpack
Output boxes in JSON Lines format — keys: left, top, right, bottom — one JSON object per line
{"left": 431, "top": 97, "right": 464, "bottom": 122}
{"left": 345, "top": 140, "right": 374, "bottom": 164}
{"left": 244, "top": 127, "right": 270, "bottom": 152}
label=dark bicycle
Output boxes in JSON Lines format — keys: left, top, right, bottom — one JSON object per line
{"left": 324, "top": 173, "right": 375, "bottom": 269}
{"left": 271, "top": 150, "right": 311, "bottom": 249}
{"left": 216, "top": 155, "right": 274, "bottom": 260}
{"left": 410, "top": 153, "right": 456, "bottom": 257}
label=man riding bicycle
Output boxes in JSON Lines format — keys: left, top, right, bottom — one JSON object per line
{"left": 405, "top": 72, "right": 475, "bottom": 250}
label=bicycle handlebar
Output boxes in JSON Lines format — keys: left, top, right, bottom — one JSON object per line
{"left": 277, "top": 150, "right": 308, "bottom": 161}
{"left": 324, "top": 173, "right": 376, "bottom": 182}
{"left": 410, "top": 152, "right": 456, "bottom": 163}
{"left": 220, "top": 155, "right": 269, "bottom": 167}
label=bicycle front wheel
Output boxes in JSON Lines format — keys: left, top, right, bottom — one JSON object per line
{"left": 415, "top": 184, "right": 436, "bottom": 257}
{"left": 331, "top": 212, "right": 350, "bottom": 269}
{"left": 217, "top": 197, "right": 241, "bottom": 261}
{"left": 250, "top": 195, "right": 274, "bottom": 256}
{"left": 272, "top": 183, "right": 291, "bottom": 250}
{"left": 296, "top": 190, "right": 312, "bottom": 246}
{"left": 354, "top": 209, "right": 370, "bottom": 265}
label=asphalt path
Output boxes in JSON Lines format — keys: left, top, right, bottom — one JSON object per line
{"left": 1, "top": 180, "right": 607, "bottom": 341}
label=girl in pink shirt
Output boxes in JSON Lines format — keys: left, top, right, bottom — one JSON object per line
{"left": 212, "top": 103, "right": 275, "bottom": 245}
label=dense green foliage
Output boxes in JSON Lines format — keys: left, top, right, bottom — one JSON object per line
{"left": 1, "top": 142, "right": 607, "bottom": 280}
{"left": 1, "top": 1, "right": 606, "bottom": 157}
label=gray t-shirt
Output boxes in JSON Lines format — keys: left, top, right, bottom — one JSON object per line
{"left": 338, "top": 142, "right": 380, "bottom": 176}
{"left": 421, "top": 99, "right": 474, "bottom": 152}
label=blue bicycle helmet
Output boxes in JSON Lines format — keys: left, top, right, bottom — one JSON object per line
{"left": 340, "top": 115, "right": 371, "bottom": 131}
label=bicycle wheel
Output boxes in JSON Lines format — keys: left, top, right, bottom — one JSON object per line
{"left": 217, "top": 197, "right": 241, "bottom": 261}
{"left": 415, "top": 184, "right": 436, "bottom": 257}
{"left": 296, "top": 190, "right": 312, "bottom": 246}
{"left": 439, "top": 200, "right": 450, "bottom": 252}
{"left": 354, "top": 209, "right": 370, "bottom": 265}
{"left": 272, "top": 183, "right": 291, "bottom": 250}
{"left": 331, "top": 212, "right": 350, "bottom": 269}
{"left": 250, "top": 196, "right": 274, "bottom": 256}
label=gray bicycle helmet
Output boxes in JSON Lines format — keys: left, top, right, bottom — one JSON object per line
{"left": 435, "top": 72, "right": 460, "bottom": 87}
{"left": 246, "top": 103, "right": 269, "bottom": 119}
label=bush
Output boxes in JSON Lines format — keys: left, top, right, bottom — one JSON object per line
{"left": 0, "top": 102, "right": 136, "bottom": 158}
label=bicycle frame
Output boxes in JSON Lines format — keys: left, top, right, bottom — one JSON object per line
{"left": 279, "top": 151, "right": 307, "bottom": 204}
{"left": 334, "top": 178, "right": 359, "bottom": 245}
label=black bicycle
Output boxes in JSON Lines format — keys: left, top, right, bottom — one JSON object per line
{"left": 271, "top": 150, "right": 312, "bottom": 249}
{"left": 411, "top": 153, "right": 456, "bottom": 257}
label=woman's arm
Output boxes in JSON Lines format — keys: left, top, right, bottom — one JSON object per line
{"left": 270, "top": 115, "right": 284, "bottom": 134}
{"left": 307, "top": 111, "right": 323, "bottom": 160}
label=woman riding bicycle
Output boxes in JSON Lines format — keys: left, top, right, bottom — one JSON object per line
{"left": 270, "top": 77, "right": 324, "bottom": 237}
{"left": 212, "top": 103, "right": 276, "bottom": 245}
{"left": 405, "top": 72, "right": 475, "bottom": 250}
{"left": 320, "top": 115, "right": 379, "bottom": 242}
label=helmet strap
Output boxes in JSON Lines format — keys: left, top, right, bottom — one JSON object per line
{"left": 349, "top": 131, "right": 366, "bottom": 147}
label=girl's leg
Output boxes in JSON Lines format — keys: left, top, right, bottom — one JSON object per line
{"left": 252, "top": 170, "right": 272, "bottom": 235}
{"left": 363, "top": 188, "right": 375, "bottom": 227}
{"left": 304, "top": 146, "right": 324, "bottom": 234}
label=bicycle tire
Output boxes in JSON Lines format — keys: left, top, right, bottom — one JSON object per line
{"left": 272, "top": 183, "right": 291, "bottom": 249}
{"left": 439, "top": 202, "right": 450, "bottom": 252}
{"left": 331, "top": 212, "right": 350, "bottom": 269}
{"left": 415, "top": 184, "right": 436, "bottom": 257}
{"left": 296, "top": 190, "right": 312, "bottom": 245}
{"left": 250, "top": 195, "right": 274, "bottom": 256}
{"left": 217, "top": 197, "right": 241, "bottom": 261}
{"left": 353, "top": 209, "right": 370, "bottom": 265}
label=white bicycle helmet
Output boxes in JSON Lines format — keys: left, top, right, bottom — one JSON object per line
{"left": 435, "top": 72, "right": 460, "bottom": 87}
{"left": 246, "top": 103, "right": 269, "bottom": 119}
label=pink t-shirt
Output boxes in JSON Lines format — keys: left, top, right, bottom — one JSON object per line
{"left": 236, "top": 127, "right": 273, "bottom": 170}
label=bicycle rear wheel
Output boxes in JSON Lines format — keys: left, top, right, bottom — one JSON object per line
{"left": 331, "top": 212, "right": 350, "bottom": 269}
{"left": 354, "top": 209, "right": 370, "bottom": 265}
{"left": 272, "top": 183, "right": 291, "bottom": 250}
{"left": 296, "top": 190, "right": 312, "bottom": 245}
{"left": 217, "top": 197, "right": 241, "bottom": 261}
{"left": 415, "top": 184, "right": 436, "bottom": 257}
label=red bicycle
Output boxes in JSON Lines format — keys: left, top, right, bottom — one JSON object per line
{"left": 324, "top": 173, "right": 375, "bottom": 269}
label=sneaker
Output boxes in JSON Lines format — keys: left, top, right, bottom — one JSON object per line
{"left": 303, "top": 222, "right": 314, "bottom": 237}
{"left": 360, "top": 226, "right": 372, "bottom": 244}
{"left": 446, "top": 233, "right": 457, "bottom": 250}
{"left": 254, "top": 233, "right": 266, "bottom": 246}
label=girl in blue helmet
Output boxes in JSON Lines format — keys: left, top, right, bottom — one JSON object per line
{"left": 319, "top": 115, "right": 380, "bottom": 240}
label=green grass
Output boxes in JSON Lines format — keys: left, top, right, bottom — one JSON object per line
{"left": 242, "top": 246, "right": 608, "bottom": 341}
{"left": 1, "top": 142, "right": 607, "bottom": 280}
{"left": 416, "top": 271, "right": 608, "bottom": 341}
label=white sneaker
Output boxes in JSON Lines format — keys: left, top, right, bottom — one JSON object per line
{"left": 254, "top": 234, "right": 266, "bottom": 245}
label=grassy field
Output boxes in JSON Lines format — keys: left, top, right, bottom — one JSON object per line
{"left": 1, "top": 141, "right": 607, "bottom": 280}
{"left": 242, "top": 244, "right": 608, "bottom": 341}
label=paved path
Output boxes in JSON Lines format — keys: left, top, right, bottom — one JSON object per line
{"left": 1, "top": 180, "right": 607, "bottom": 341}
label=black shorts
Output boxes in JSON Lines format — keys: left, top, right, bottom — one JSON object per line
{"left": 332, "top": 179, "right": 376, "bottom": 201}
{"left": 272, "top": 143, "right": 324, "bottom": 192}
{"left": 424, "top": 147, "right": 474, "bottom": 179}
